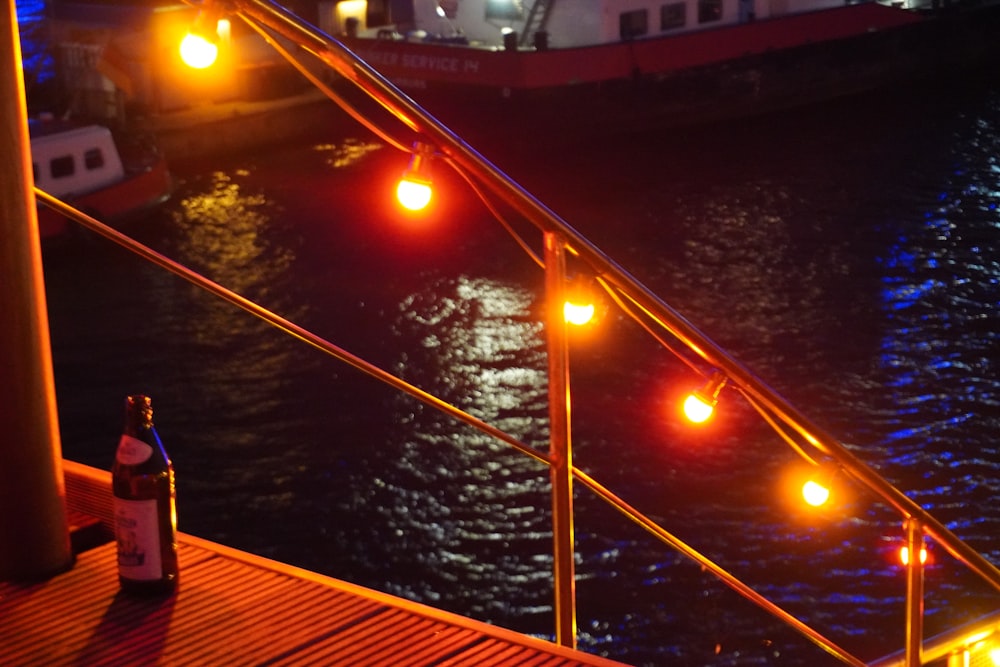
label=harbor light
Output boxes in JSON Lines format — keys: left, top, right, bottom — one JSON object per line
{"left": 683, "top": 372, "right": 726, "bottom": 423}
{"left": 396, "top": 143, "right": 434, "bottom": 211}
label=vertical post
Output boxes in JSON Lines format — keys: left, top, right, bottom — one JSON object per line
{"left": 0, "top": 0, "right": 73, "bottom": 580}
{"left": 904, "top": 518, "right": 924, "bottom": 667}
{"left": 544, "top": 231, "right": 577, "bottom": 648}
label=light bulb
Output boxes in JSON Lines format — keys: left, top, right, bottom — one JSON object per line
{"left": 683, "top": 393, "right": 714, "bottom": 423}
{"left": 396, "top": 143, "right": 435, "bottom": 211}
{"left": 563, "top": 301, "right": 595, "bottom": 325}
{"left": 396, "top": 177, "right": 432, "bottom": 211}
{"left": 180, "top": 32, "right": 218, "bottom": 69}
{"left": 682, "top": 372, "right": 726, "bottom": 424}
{"left": 562, "top": 274, "right": 599, "bottom": 326}
{"left": 802, "top": 479, "right": 831, "bottom": 507}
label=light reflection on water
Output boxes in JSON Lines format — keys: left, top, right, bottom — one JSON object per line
{"left": 867, "top": 111, "right": 1000, "bottom": 574}
{"left": 312, "top": 137, "right": 384, "bottom": 169}
{"left": 44, "top": 82, "right": 1000, "bottom": 665}
{"left": 376, "top": 275, "right": 553, "bottom": 625}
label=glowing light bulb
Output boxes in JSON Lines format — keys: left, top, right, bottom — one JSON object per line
{"left": 682, "top": 372, "right": 726, "bottom": 424}
{"left": 562, "top": 274, "right": 599, "bottom": 326}
{"left": 683, "top": 393, "right": 714, "bottom": 423}
{"left": 396, "top": 143, "right": 435, "bottom": 211}
{"left": 802, "top": 480, "right": 831, "bottom": 507}
{"left": 396, "top": 177, "right": 432, "bottom": 211}
{"left": 563, "top": 301, "right": 595, "bottom": 326}
{"left": 180, "top": 32, "right": 218, "bottom": 69}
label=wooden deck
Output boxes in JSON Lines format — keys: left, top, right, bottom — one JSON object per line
{"left": 1, "top": 460, "right": 628, "bottom": 666}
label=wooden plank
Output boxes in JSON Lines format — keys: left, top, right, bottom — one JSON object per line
{"left": 0, "top": 461, "right": 629, "bottom": 666}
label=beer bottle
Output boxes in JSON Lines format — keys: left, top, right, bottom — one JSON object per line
{"left": 112, "top": 395, "right": 178, "bottom": 594}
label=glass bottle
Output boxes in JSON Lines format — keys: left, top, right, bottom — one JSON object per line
{"left": 111, "top": 394, "right": 178, "bottom": 594}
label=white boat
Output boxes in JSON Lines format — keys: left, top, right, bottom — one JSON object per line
{"left": 29, "top": 119, "right": 173, "bottom": 239}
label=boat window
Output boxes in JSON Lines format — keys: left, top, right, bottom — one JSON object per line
{"left": 84, "top": 148, "right": 105, "bottom": 171}
{"left": 50, "top": 155, "right": 75, "bottom": 179}
{"left": 366, "top": 0, "right": 389, "bottom": 27}
{"left": 661, "top": 2, "right": 686, "bottom": 29}
{"left": 698, "top": 0, "right": 722, "bottom": 23}
{"left": 485, "top": 0, "right": 523, "bottom": 21}
{"left": 619, "top": 9, "right": 648, "bottom": 40}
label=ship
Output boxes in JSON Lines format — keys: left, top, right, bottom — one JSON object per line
{"left": 315, "top": 0, "right": 1000, "bottom": 138}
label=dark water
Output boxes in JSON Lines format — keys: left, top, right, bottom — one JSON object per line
{"left": 44, "top": 74, "right": 1000, "bottom": 665}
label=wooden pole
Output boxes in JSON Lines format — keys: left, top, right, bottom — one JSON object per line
{"left": 0, "top": 0, "right": 73, "bottom": 581}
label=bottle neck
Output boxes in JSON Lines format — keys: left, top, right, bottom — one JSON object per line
{"left": 124, "top": 395, "right": 155, "bottom": 434}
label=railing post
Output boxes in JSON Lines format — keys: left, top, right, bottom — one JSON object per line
{"left": 905, "top": 518, "right": 925, "bottom": 667}
{"left": 544, "top": 231, "right": 577, "bottom": 648}
{"left": 0, "top": 0, "right": 73, "bottom": 580}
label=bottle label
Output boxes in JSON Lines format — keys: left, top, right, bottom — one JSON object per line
{"left": 113, "top": 497, "right": 163, "bottom": 580}
{"left": 116, "top": 434, "right": 153, "bottom": 465}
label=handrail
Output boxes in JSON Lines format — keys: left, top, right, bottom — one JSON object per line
{"left": 227, "top": 0, "right": 1000, "bottom": 598}
{"left": 36, "top": 190, "right": 866, "bottom": 665}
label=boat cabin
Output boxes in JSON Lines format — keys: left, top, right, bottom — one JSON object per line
{"left": 319, "top": 0, "right": 846, "bottom": 49}
{"left": 29, "top": 123, "right": 126, "bottom": 200}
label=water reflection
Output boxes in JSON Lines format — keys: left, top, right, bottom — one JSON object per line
{"left": 361, "top": 274, "right": 554, "bottom": 627}
{"left": 312, "top": 137, "right": 383, "bottom": 168}
{"left": 171, "top": 170, "right": 296, "bottom": 293}
{"left": 873, "top": 104, "right": 1000, "bottom": 560}
{"left": 837, "top": 89, "right": 1000, "bottom": 638}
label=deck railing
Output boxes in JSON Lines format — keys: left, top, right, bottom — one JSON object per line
{"left": 20, "top": 0, "right": 1000, "bottom": 664}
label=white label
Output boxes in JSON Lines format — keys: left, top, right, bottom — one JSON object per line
{"left": 116, "top": 434, "right": 153, "bottom": 465}
{"left": 113, "top": 497, "right": 162, "bottom": 580}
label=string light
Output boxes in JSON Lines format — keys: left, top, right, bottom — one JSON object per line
{"left": 802, "top": 479, "right": 831, "bottom": 507}
{"left": 563, "top": 300, "right": 595, "bottom": 326}
{"left": 683, "top": 372, "right": 726, "bottom": 423}
{"left": 180, "top": 32, "right": 218, "bottom": 69}
{"left": 799, "top": 465, "right": 840, "bottom": 509}
{"left": 563, "top": 274, "right": 598, "bottom": 326}
{"left": 396, "top": 142, "right": 435, "bottom": 211}
{"left": 180, "top": 6, "right": 226, "bottom": 69}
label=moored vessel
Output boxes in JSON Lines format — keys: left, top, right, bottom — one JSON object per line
{"left": 320, "top": 0, "right": 1000, "bottom": 137}
{"left": 29, "top": 118, "right": 173, "bottom": 239}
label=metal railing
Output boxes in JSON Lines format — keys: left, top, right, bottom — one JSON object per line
{"left": 31, "top": 0, "right": 1000, "bottom": 664}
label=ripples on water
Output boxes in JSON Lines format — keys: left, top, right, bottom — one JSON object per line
{"left": 44, "top": 80, "right": 1000, "bottom": 665}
